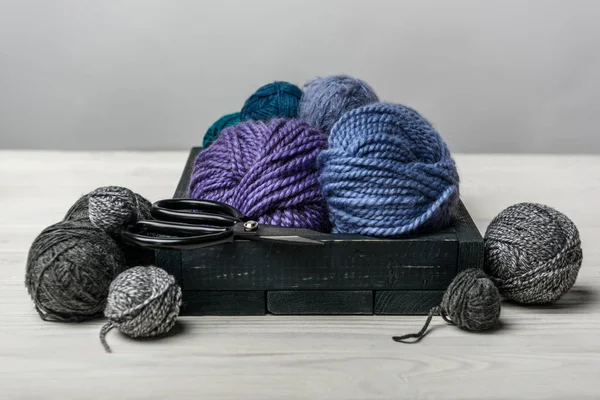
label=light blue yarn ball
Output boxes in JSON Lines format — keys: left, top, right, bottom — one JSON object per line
{"left": 299, "top": 75, "right": 378, "bottom": 134}
{"left": 318, "top": 102, "right": 460, "bottom": 237}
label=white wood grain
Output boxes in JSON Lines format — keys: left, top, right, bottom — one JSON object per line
{"left": 0, "top": 151, "right": 599, "bottom": 400}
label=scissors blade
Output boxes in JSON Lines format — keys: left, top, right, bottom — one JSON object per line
{"left": 256, "top": 236, "right": 324, "bottom": 246}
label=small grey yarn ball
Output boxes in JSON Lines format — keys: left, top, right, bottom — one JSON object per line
{"left": 65, "top": 188, "right": 154, "bottom": 267}
{"left": 441, "top": 268, "right": 501, "bottom": 331}
{"left": 88, "top": 186, "right": 152, "bottom": 235}
{"left": 484, "top": 202, "right": 583, "bottom": 304}
{"left": 100, "top": 266, "right": 182, "bottom": 353}
{"left": 393, "top": 268, "right": 500, "bottom": 343}
{"left": 25, "top": 221, "right": 125, "bottom": 322}
{"left": 298, "top": 75, "right": 378, "bottom": 134}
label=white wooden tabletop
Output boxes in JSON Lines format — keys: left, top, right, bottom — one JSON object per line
{"left": 1, "top": 151, "right": 598, "bottom": 400}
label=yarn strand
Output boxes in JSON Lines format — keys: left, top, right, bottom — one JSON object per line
{"left": 392, "top": 306, "right": 440, "bottom": 343}
{"left": 100, "top": 321, "right": 116, "bottom": 353}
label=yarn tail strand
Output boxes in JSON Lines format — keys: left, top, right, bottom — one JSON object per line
{"left": 100, "top": 321, "right": 115, "bottom": 353}
{"left": 392, "top": 306, "right": 440, "bottom": 344}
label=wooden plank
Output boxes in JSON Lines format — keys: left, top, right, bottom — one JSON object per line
{"left": 174, "top": 146, "right": 202, "bottom": 198}
{"left": 156, "top": 248, "right": 182, "bottom": 286}
{"left": 267, "top": 291, "right": 373, "bottom": 315}
{"left": 181, "top": 291, "right": 265, "bottom": 315}
{"left": 374, "top": 291, "right": 444, "bottom": 315}
{"left": 453, "top": 200, "right": 485, "bottom": 272}
{"left": 182, "top": 239, "right": 458, "bottom": 290}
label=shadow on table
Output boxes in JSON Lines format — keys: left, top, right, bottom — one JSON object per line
{"left": 502, "top": 285, "right": 598, "bottom": 313}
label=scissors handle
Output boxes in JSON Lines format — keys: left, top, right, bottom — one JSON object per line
{"left": 120, "top": 220, "right": 234, "bottom": 250}
{"left": 152, "top": 199, "right": 247, "bottom": 227}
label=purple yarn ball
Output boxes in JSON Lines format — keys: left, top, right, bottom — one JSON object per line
{"left": 189, "top": 118, "right": 331, "bottom": 232}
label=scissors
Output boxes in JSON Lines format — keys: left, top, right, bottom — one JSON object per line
{"left": 120, "top": 199, "right": 325, "bottom": 250}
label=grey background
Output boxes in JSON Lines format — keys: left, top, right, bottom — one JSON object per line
{"left": 1, "top": 0, "right": 598, "bottom": 152}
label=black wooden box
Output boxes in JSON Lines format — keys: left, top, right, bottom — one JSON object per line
{"left": 157, "top": 147, "right": 483, "bottom": 315}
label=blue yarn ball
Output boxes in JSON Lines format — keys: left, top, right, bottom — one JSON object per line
{"left": 202, "top": 112, "right": 241, "bottom": 148}
{"left": 240, "top": 81, "right": 302, "bottom": 122}
{"left": 318, "top": 102, "right": 460, "bottom": 237}
{"left": 299, "top": 75, "right": 378, "bottom": 134}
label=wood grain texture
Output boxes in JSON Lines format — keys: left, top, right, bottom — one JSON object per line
{"left": 182, "top": 291, "right": 265, "bottom": 315}
{"left": 374, "top": 291, "right": 445, "bottom": 314}
{"left": 181, "top": 239, "right": 458, "bottom": 290}
{"left": 453, "top": 200, "right": 485, "bottom": 272}
{"left": 174, "top": 146, "right": 201, "bottom": 198}
{"left": 267, "top": 291, "right": 373, "bottom": 315}
{"left": 1, "top": 151, "right": 599, "bottom": 400}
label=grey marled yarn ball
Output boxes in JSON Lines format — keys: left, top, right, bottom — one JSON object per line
{"left": 484, "top": 202, "right": 582, "bottom": 304}
{"left": 100, "top": 266, "right": 182, "bottom": 353}
{"left": 64, "top": 188, "right": 155, "bottom": 267}
{"left": 25, "top": 221, "right": 125, "bottom": 322}
{"left": 393, "top": 269, "right": 501, "bottom": 343}
{"left": 298, "top": 75, "right": 378, "bottom": 134}
{"left": 88, "top": 186, "right": 152, "bottom": 234}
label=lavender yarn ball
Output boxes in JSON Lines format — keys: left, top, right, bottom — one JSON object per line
{"left": 189, "top": 118, "right": 330, "bottom": 232}
{"left": 318, "top": 102, "right": 459, "bottom": 236}
{"left": 25, "top": 221, "right": 125, "bottom": 322}
{"left": 240, "top": 81, "right": 302, "bottom": 122}
{"left": 299, "top": 75, "right": 378, "bottom": 134}
{"left": 100, "top": 266, "right": 182, "bottom": 353}
{"left": 484, "top": 203, "right": 583, "bottom": 304}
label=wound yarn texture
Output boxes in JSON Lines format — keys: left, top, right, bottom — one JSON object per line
{"left": 393, "top": 268, "right": 501, "bottom": 343}
{"left": 65, "top": 188, "right": 155, "bottom": 267}
{"left": 484, "top": 202, "right": 582, "bottom": 304}
{"left": 88, "top": 186, "right": 152, "bottom": 235}
{"left": 25, "top": 221, "right": 125, "bottom": 322}
{"left": 100, "top": 266, "right": 182, "bottom": 353}
{"left": 64, "top": 194, "right": 92, "bottom": 222}
{"left": 299, "top": 75, "right": 378, "bottom": 134}
{"left": 202, "top": 112, "right": 241, "bottom": 149}
{"left": 440, "top": 268, "right": 501, "bottom": 331}
{"left": 189, "top": 118, "right": 330, "bottom": 232}
{"left": 318, "top": 102, "right": 459, "bottom": 236}
{"left": 240, "top": 81, "right": 302, "bottom": 122}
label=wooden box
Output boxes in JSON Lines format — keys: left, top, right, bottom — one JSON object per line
{"left": 157, "top": 147, "right": 483, "bottom": 315}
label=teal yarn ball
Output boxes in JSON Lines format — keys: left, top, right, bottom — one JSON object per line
{"left": 240, "top": 81, "right": 302, "bottom": 122}
{"left": 202, "top": 112, "right": 241, "bottom": 148}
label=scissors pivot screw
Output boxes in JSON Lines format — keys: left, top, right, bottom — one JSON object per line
{"left": 243, "top": 220, "right": 259, "bottom": 232}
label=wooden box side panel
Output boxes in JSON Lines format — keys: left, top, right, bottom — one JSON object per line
{"left": 374, "top": 291, "right": 444, "bottom": 315}
{"left": 267, "top": 291, "right": 373, "bottom": 315}
{"left": 174, "top": 147, "right": 201, "bottom": 198}
{"left": 182, "top": 238, "right": 457, "bottom": 291}
{"left": 453, "top": 201, "right": 484, "bottom": 272}
{"left": 181, "top": 291, "right": 265, "bottom": 316}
